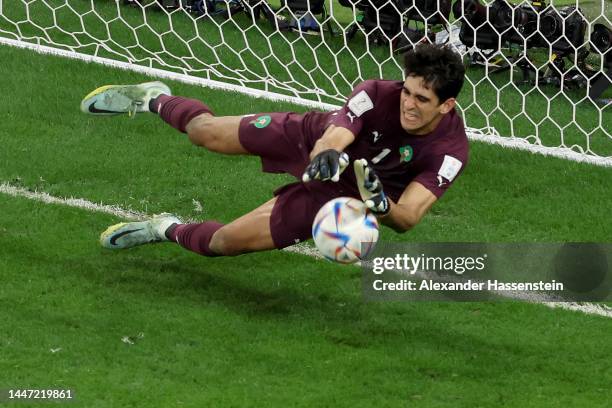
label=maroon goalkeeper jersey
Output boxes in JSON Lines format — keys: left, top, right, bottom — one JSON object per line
{"left": 302, "top": 79, "right": 469, "bottom": 201}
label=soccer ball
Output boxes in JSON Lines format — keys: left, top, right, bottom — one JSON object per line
{"left": 312, "top": 197, "right": 379, "bottom": 264}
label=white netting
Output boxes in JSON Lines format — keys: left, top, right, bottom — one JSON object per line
{"left": 0, "top": 0, "right": 610, "bottom": 165}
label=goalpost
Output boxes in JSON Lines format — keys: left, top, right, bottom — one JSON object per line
{"left": 0, "top": 0, "right": 609, "bottom": 166}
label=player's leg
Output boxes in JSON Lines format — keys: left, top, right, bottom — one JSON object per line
{"left": 170, "top": 197, "right": 278, "bottom": 256}
{"left": 173, "top": 183, "right": 324, "bottom": 256}
{"left": 151, "top": 94, "right": 250, "bottom": 154}
{"left": 81, "top": 82, "right": 313, "bottom": 167}
{"left": 81, "top": 82, "right": 248, "bottom": 154}
{"left": 186, "top": 114, "right": 243, "bottom": 153}
{"left": 100, "top": 183, "right": 322, "bottom": 255}
{"left": 100, "top": 197, "right": 276, "bottom": 255}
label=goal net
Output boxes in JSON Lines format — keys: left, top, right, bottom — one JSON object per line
{"left": 0, "top": 0, "right": 610, "bottom": 165}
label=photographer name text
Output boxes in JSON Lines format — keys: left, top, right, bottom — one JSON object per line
{"left": 372, "top": 279, "right": 564, "bottom": 292}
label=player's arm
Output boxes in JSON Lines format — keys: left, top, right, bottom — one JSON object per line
{"left": 309, "top": 125, "right": 355, "bottom": 159}
{"left": 303, "top": 80, "right": 378, "bottom": 182}
{"left": 354, "top": 159, "right": 436, "bottom": 233}
{"left": 302, "top": 125, "right": 355, "bottom": 182}
{"left": 379, "top": 182, "right": 437, "bottom": 232}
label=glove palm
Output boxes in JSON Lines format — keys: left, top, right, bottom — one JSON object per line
{"left": 354, "top": 159, "right": 390, "bottom": 215}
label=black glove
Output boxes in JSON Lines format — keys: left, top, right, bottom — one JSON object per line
{"left": 302, "top": 149, "right": 349, "bottom": 182}
{"left": 354, "top": 159, "right": 390, "bottom": 215}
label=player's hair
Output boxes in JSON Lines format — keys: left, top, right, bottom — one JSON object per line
{"left": 403, "top": 44, "right": 465, "bottom": 103}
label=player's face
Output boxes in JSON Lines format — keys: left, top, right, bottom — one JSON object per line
{"left": 400, "top": 75, "right": 456, "bottom": 135}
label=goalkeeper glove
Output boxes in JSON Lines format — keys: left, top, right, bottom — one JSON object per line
{"left": 354, "top": 158, "right": 390, "bottom": 215}
{"left": 302, "top": 149, "right": 349, "bottom": 182}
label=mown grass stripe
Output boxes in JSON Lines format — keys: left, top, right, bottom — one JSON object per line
{"left": 1, "top": 37, "right": 610, "bottom": 167}
{"left": 2, "top": 181, "right": 610, "bottom": 319}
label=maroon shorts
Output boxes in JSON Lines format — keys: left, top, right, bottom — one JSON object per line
{"left": 238, "top": 113, "right": 343, "bottom": 248}
{"left": 266, "top": 182, "right": 335, "bottom": 248}
{"left": 239, "top": 112, "right": 312, "bottom": 179}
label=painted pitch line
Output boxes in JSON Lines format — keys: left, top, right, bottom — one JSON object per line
{"left": 402, "top": 269, "right": 612, "bottom": 319}
{"left": 2, "top": 181, "right": 611, "bottom": 318}
{"left": 0, "top": 183, "right": 147, "bottom": 221}
{"left": 0, "top": 36, "right": 611, "bottom": 168}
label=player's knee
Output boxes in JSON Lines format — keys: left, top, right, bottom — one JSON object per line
{"left": 186, "top": 114, "right": 224, "bottom": 151}
{"left": 209, "top": 227, "right": 245, "bottom": 256}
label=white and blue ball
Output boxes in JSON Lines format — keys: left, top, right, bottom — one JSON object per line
{"left": 312, "top": 197, "right": 379, "bottom": 264}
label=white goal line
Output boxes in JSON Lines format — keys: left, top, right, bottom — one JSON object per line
{"left": 1, "top": 181, "right": 611, "bottom": 319}
{"left": 0, "top": 36, "right": 610, "bottom": 168}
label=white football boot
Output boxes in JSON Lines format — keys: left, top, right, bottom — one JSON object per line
{"left": 100, "top": 213, "right": 182, "bottom": 249}
{"left": 81, "top": 81, "right": 171, "bottom": 117}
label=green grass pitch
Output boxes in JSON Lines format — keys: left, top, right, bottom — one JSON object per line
{"left": 0, "top": 43, "right": 611, "bottom": 407}
{"left": 1, "top": 0, "right": 610, "bottom": 157}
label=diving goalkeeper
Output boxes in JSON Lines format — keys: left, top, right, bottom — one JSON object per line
{"left": 81, "top": 44, "right": 468, "bottom": 257}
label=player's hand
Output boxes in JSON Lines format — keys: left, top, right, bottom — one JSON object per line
{"left": 302, "top": 149, "right": 349, "bottom": 182}
{"left": 354, "top": 159, "right": 390, "bottom": 215}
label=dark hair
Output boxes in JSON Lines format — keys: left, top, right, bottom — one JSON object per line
{"left": 403, "top": 44, "right": 465, "bottom": 103}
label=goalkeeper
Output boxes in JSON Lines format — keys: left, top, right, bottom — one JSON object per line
{"left": 81, "top": 44, "right": 467, "bottom": 257}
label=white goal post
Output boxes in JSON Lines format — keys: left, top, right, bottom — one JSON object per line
{"left": 0, "top": 0, "right": 609, "bottom": 166}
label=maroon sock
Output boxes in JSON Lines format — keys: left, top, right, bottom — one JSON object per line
{"left": 152, "top": 95, "right": 213, "bottom": 133}
{"left": 167, "top": 222, "right": 224, "bottom": 257}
